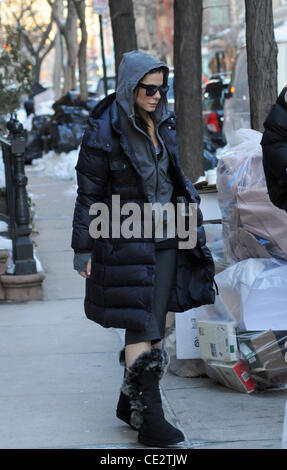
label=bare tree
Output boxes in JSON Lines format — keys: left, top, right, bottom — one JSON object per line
{"left": 8, "top": 0, "right": 56, "bottom": 83}
{"left": 108, "top": 0, "right": 137, "bottom": 76}
{"left": 245, "top": 0, "right": 278, "bottom": 132}
{"left": 48, "top": 0, "right": 78, "bottom": 93}
{"left": 133, "top": 0, "right": 161, "bottom": 59}
{"left": 52, "top": 0, "right": 64, "bottom": 100}
{"left": 72, "top": 0, "right": 88, "bottom": 100}
{"left": 174, "top": 0, "right": 203, "bottom": 182}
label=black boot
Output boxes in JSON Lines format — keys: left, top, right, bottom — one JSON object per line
{"left": 122, "top": 348, "right": 185, "bottom": 448}
{"left": 116, "top": 390, "right": 136, "bottom": 429}
{"left": 116, "top": 349, "right": 137, "bottom": 430}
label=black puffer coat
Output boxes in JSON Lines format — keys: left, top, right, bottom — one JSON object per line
{"left": 71, "top": 93, "right": 215, "bottom": 330}
{"left": 261, "top": 86, "right": 287, "bottom": 211}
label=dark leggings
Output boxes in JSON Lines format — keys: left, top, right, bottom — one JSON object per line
{"left": 125, "top": 248, "right": 177, "bottom": 346}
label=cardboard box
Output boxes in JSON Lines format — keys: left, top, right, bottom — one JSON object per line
{"left": 196, "top": 319, "right": 239, "bottom": 362}
{"left": 206, "top": 360, "right": 257, "bottom": 394}
{"left": 238, "top": 330, "right": 287, "bottom": 387}
{"left": 175, "top": 310, "right": 201, "bottom": 359}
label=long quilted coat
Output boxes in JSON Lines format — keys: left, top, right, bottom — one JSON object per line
{"left": 71, "top": 92, "right": 216, "bottom": 331}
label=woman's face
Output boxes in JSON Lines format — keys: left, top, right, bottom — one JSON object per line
{"left": 135, "top": 71, "right": 164, "bottom": 113}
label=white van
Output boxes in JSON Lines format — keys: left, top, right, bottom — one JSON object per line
{"left": 223, "top": 23, "right": 287, "bottom": 145}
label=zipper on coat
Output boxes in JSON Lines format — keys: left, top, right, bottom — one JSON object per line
{"left": 151, "top": 144, "right": 159, "bottom": 201}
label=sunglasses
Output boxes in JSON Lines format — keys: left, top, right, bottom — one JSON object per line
{"left": 138, "top": 83, "right": 170, "bottom": 96}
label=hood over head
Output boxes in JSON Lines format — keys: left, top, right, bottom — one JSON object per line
{"left": 116, "top": 50, "right": 170, "bottom": 122}
{"left": 277, "top": 86, "right": 287, "bottom": 110}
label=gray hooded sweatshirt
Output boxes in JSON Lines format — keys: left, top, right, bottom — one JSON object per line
{"left": 74, "top": 51, "right": 175, "bottom": 272}
{"left": 116, "top": 50, "right": 174, "bottom": 241}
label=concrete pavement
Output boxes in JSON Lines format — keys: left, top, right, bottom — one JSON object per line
{"left": 0, "top": 165, "right": 286, "bottom": 449}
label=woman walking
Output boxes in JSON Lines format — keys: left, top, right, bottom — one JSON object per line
{"left": 72, "top": 50, "right": 215, "bottom": 448}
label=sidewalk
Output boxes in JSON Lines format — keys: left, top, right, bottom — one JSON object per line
{"left": 0, "top": 166, "right": 286, "bottom": 449}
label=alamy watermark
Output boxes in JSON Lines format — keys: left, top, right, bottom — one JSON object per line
{"left": 88, "top": 195, "right": 198, "bottom": 249}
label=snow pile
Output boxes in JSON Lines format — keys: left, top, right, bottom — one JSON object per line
{"left": 17, "top": 108, "right": 34, "bottom": 131}
{"left": 31, "top": 148, "right": 79, "bottom": 182}
{"left": 0, "top": 234, "right": 43, "bottom": 274}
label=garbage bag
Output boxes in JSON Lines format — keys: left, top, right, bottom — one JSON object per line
{"left": 50, "top": 121, "right": 85, "bottom": 153}
{"left": 195, "top": 257, "right": 287, "bottom": 330}
{"left": 24, "top": 97, "right": 35, "bottom": 117}
{"left": 192, "top": 257, "right": 287, "bottom": 391}
{"left": 25, "top": 130, "right": 43, "bottom": 162}
{"left": 204, "top": 223, "right": 229, "bottom": 271}
{"left": 196, "top": 317, "right": 287, "bottom": 392}
{"left": 52, "top": 90, "right": 80, "bottom": 110}
{"left": 52, "top": 105, "right": 89, "bottom": 125}
{"left": 237, "top": 329, "right": 287, "bottom": 390}
{"left": 217, "top": 129, "right": 287, "bottom": 263}
{"left": 32, "top": 115, "right": 51, "bottom": 135}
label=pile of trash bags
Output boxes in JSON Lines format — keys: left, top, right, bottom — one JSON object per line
{"left": 192, "top": 257, "right": 287, "bottom": 392}
{"left": 216, "top": 128, "right": 287, "bottom": 263}
{"left": 24, "top": 90, "right": 97, "bottom": 163}
{"left": 170, "top": 129, "right": 287, "bottom": 392}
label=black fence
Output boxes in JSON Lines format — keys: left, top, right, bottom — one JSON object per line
{"left": 0, "top": 115, "right": 37, "bottom": 275}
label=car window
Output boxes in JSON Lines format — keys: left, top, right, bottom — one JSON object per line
{"left": 202, "top": 81, "right": 224, "bottom": 111}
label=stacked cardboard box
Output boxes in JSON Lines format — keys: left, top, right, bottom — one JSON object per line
{"left": 196, "top": 319, "right": 256, "bottom": 393}
{"left": 175, "top": 311, "right": 287, "bottom": 393}
{"left": 237, "top": 330, "right": 287, "bottom": 389}
{"left": 175, "top": 311, "right": 201, "bottom": 359}
{"left": 196, "top": 320, "right": 238, "bottom": 362}
{"left": 205, "top": 360, "right": 257, "bottom": 394}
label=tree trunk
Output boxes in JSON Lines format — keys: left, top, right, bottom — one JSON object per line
{"left": 33, "top": 55, "right": 42, "bottom": 83}
{"left": 73, "top": 0, "right": 88, "bottom": 101}
{"left": 49, "top": 0, "right": 78, "bottom": 94}
{"left": 133, "top": 0, "right": 161, "bottom": 59}
{"left": 174, "top": 0, "right": 203, "bottom": 182}
{"left": 53, "top": 31, "right": 63, "bottom": 100}
{"left": 53, "top": 0, "right": 64, "bottom": 100}
{"left": 245, "top": 0, "right": 278, "bottom": 132}
{"left": 108, "top": 0, "right": 137, "bottom": 77}
{"left": 63, "top": 0, "right": 78, "bottom": 93}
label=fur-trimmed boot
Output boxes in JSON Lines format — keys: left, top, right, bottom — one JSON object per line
{"left": 122, "top": 348, "right": 185, "bottom": 448}
{"left": 116, "top": 348, "right": 137, "bottom": 430}
{"left": 116, "top": 379, "right": 138, "bottom": 430}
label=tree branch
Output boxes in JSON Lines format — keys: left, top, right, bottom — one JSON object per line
{"left": 47, "top": 0, "right": 65, "bottom": 34}
{"left": 40, "top": 36, "right": 56, "bottom": 62}
{"left": 37, "top": 12, "right": 54, "bottom": 54}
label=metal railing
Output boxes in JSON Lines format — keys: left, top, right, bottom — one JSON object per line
{"left": 0, "top": 115, "right": 37, "bottom": 275}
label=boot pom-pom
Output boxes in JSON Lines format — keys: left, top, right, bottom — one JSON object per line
{"left": 130, "top": 410, "right": 144, "bottom": 430}
{"left": 130, "top": 397, "right": 145, "bottom": 429}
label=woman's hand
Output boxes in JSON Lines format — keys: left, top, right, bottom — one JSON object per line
{"left": 78, "top": 258, "right": 91, "bottom": 278}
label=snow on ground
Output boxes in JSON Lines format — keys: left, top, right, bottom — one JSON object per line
{"left": 16, "top": 108, "right": 34, "bottom": 132}
{"left": 0, "top": 233, "right": 43, "bottom": 274}
{"left": 31, "top": 148, "right": 79, "bottom": 182}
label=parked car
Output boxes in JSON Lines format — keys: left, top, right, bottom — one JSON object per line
{"left": 202, "top": 73, "right": 231, "bottom": 149}
{"left": 88, "top": 76, "right": 116, "bottom": 100}
{"left": 167, "top": 73, "right": 218, "bottom": 171}
{"left": 167, "top": 73, "right": 209, "bottom": 112}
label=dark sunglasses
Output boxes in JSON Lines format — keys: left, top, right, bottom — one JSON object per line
{"left": 138, "top": 83, "right": 169, "bottom": 96}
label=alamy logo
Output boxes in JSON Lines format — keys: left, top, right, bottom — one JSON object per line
{"left": 88, "top": 195, "right": 198, "bottom": 249}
